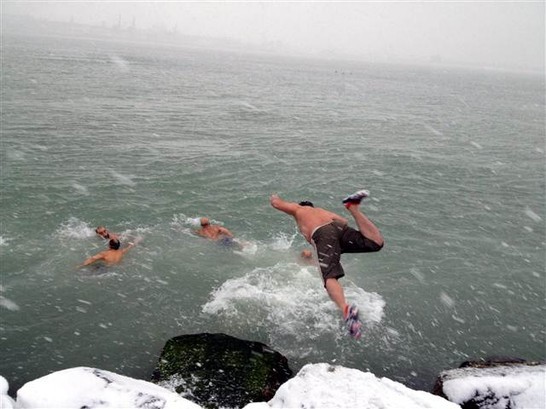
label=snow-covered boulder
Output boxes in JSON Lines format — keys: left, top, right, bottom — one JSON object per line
{"left": 14, "top": 360, "right": 543, "bottom": 409}
{"left": 266, "top": 363, "right": 460, "bottom": 409}
{"left": 434, "top": 360, "right": 546, "bottom": 409}
{"left": 1, "top": 376, "right": 15, "bottom": 409}
{"left": 9, "top": 363, "right": 463, "bottom": 409}
{"left": 15, "top": 367, "right": 202, "bottom": 408}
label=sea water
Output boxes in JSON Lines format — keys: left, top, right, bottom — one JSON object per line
{"left": 1, "top": 32, "right": 544, "bottom": 394}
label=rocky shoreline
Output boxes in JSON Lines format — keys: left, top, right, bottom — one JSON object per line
{"left": 2, "top": 333, "right": 544, "bottom": 409}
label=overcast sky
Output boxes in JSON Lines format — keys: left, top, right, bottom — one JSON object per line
{"left": 4, "top": 1, "right": 545, "bottom": 72}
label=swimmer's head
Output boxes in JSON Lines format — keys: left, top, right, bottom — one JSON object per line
{"left": 200, "top": 217, "right": 210, "bottom": 227}
{"left": 301, "top": 249, "right": 313, "bottom": 259}
{"left": 109, "top": 239, "right": 121, "bottom": 250}
{"left": 96, "top": 226, "right": 110, "bottom": 239}
{"left": 298, "top": 201, "right": 314, "bottom": 207}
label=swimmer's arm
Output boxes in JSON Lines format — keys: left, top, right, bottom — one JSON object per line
{"left": 194, "top": 229, "right": 207, "bottom": 238}
{"left": 270, "top": 194, "right": 299, "bottom": 216}
{"left": 218, "top": 227, "right": 234, "bottom": 237}
{"left": 121, "top": 242, "right": 136, "bottom": 255}
{"left": 78, "top": 253, "right": 104, "bottom": 268}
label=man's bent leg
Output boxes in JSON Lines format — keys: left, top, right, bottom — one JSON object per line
{"left": 346, "top": 204, "right": 384, "bottom": 247}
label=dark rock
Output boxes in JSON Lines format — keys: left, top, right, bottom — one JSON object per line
{"left": 151, "top": 333, "right": 293, "bottom": 409}
{"left": 459, "top": 356, "right": 529, "bottom": 368}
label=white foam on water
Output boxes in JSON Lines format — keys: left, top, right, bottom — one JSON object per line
{"left": 233, "top": 239, "right": 258, "bottom": 256}
{"left": 170, "top": 213, "right": 204, "bottom": 235}
{"left": 268, "top": 232, "right": 298, "bottom": 251}
{"left": 171, "top": 214, "right": 202, "bottom": 228}
{"left": 56, "top": 218, "right": 95, "bottom": 240}
{"left": 202, "top": 262, "right": 385, "bottom": 352}
{"left": 0, "top": 236, "right": 11, "bottom": 246}
{"left": 121, "top": 227, "right": 150, "bottom": 243}
{"left": 55, "top": 219, "right": 145, "bottom": 245}
{"left": 344, "top": 282, "right": 386, "bottom": 325}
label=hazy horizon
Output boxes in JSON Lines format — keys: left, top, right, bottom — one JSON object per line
{"left": 3, "top": 1, "right": 545, "bottom": 72}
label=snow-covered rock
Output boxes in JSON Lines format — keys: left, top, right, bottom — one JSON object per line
{"left": 436, "top": 362, "right": 546, "bottom": 409}
{"left": 266, "top": 363, "right": 460, "bottom": 409}
{"left": 1, "top": 376, "right": 15, "bottom": 409}
{"left": 241, "top": 403, "right": 271, "bottom": 409}
{"left": 11, "top": 362, "right": 543, "bottom": 409}
{"left": 15, "top": 367, "right": 202, "bottom": 409}
{"left": 5, "top": 364, "right": 462, "bottom": 409}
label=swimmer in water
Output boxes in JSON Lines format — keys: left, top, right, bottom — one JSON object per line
{"left": 194, "top": 217, "right": 242, "bottom": 250}
{"left": 95, "top": 226, "right": 120, "bottom": 241}
{"left": 78, "top": 238, "right": 136, "bottom": 268}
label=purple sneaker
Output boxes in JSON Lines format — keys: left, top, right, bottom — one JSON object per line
{"left": 344, "top": 304, "right": 362, "bottom": 339}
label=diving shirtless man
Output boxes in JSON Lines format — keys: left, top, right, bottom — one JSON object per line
{"left": 270, "top": 190, "right": 384, "bottom": 338}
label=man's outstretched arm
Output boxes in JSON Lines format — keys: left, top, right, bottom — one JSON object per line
{"left": 218, "top": 227, "right": 234, "bottom": 237}
{"left": 78, "top": 253, "right": 104, "bottom": 268}
{"left": 270, "top": 194, "right": 300, "bottom": 216}
{"left": 120, "top": 242, "right": 136, "bottom": 256}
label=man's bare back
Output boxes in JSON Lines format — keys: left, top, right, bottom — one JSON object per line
{"left": 96, "top": 248, "right": 128, "bottom": 264}
{"left": 79, "top": 239, "right": 135, "bottom": 268}
{"left": 270, "top": 194, "right": 347, "bottom": 242}
{"left": 292, "top": 206, "right": 348, "bottom": 242}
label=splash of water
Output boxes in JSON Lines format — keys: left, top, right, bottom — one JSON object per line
{"left": 202, "top": 262, "right": 385, "bottom": 355}
{"left": 56, "top": 218, "right": 95, "bottom": 240}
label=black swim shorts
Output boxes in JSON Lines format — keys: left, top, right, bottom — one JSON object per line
{"left": 311, "top": 220, "right": 383, "bottom": 284}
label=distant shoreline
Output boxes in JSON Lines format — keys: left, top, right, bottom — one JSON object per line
{"left": 4, "top": 13, "right": 543, "bottom": 76}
